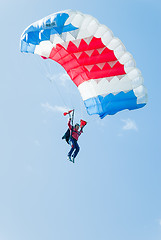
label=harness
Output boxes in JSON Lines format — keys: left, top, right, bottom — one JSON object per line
{"left": 62, "top": 110, "right": 86, "bottom": 145}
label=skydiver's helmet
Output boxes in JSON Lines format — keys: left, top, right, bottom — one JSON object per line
{"left": 75, "top": 123, "right": 80, "bottom": 129}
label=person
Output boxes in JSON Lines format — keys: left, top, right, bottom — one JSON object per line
{"left": 67, "top": 117, "right": 83, "bottom": 163}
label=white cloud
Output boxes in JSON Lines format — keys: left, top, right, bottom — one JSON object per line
{"left": 26, "top": 165, "right": 33, "bottom": 173}
{"left": 47, "top": 72, "right": 70, "bottom": 86}
{"left": 41, "top": 102, "right": 68, "bottom": 113}
{"left": 159, "top": 219, "right": 161, "bottom": 226}
{"left": 59, "top": 73, "right": 69, "bottom": 80}
{"left": 34, "top": 140, "right": 40, "bottom": 146}
{"left": 121, "top": 118, "right": 138, "bottom": 131}
{"left": 96, "top": 119, "right": 105, "bottom": 127}
{"left": 118, "top": 133, "right": 123, "bottom": 137}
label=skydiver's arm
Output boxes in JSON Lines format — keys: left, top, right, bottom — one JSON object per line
{"left": 68, "top": 119, "right": 72, "bottom": 130}
{"left": 79, "top": 127, "right": 83, "bottom": 135}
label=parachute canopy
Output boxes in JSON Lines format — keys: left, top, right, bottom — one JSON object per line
{"left": 20, "top": 10, "right": 147, "bottom": 118}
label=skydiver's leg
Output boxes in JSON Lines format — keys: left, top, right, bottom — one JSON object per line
{"left": 73, "top": 141, "right": 80, "bottom": 159}
{"left": 68, "top": 138, "right": 76, "bottom": 157}
{"left": 68, "top": 145, "right": 74, "bottom": 157}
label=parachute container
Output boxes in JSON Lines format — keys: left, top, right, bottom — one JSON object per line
{"left": 20, "top": 10, "right": 147, "bottom": 118}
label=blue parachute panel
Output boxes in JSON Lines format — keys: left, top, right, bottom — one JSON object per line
{"left": 20, "top": 13, "right": 78, "bottom": 53}
{"left": 84, "top": 90, "right": 146, "bottom": 118}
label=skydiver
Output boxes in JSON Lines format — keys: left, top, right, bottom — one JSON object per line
{"left": 62, "top": 110, "right": 87, "bottom": 163}
{"left": 67, "top": 116, "right": 83, "bottom": 163}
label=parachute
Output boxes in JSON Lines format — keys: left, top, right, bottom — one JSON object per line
{"left": 20, "top": 10, "right": 147, "bottom": 118}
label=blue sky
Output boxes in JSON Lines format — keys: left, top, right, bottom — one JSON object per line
{"left": 0, "top": 0, "right": 161, "bottom": 240}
